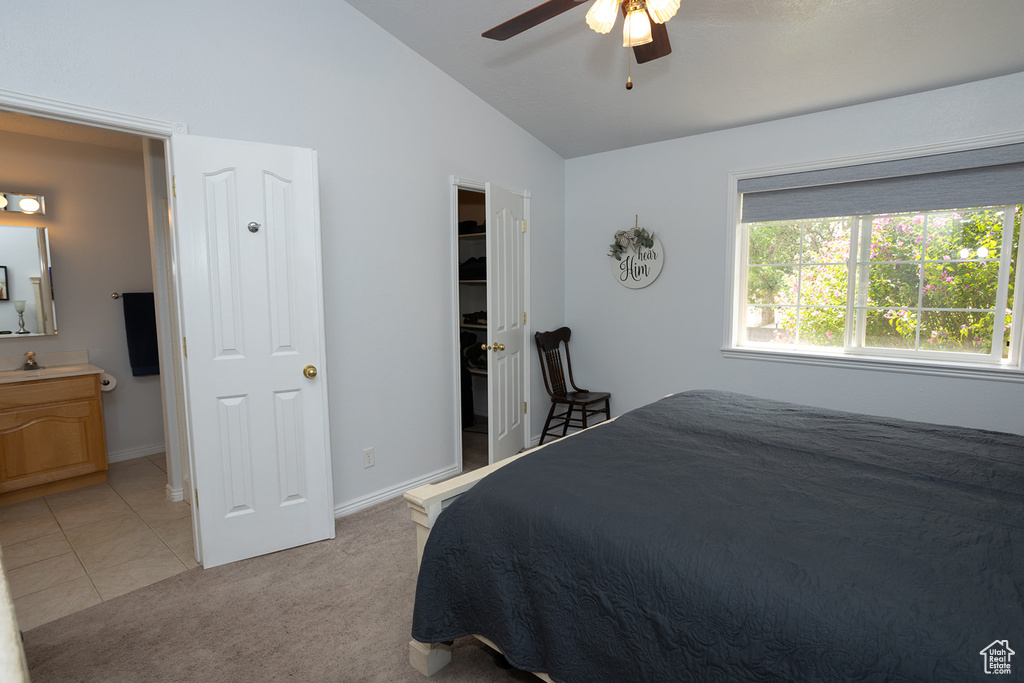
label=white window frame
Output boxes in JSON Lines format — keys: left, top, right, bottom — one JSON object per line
{"left": 723, "top": 132, "right": 1024, "bottom": 384}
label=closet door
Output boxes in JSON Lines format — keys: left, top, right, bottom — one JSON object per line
{"left": 484, "top": 183, "right": 526, "bottom": 463}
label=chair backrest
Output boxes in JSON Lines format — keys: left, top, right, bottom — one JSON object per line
{"left": 535, "top": 327, "right": 575, "bottom": 398}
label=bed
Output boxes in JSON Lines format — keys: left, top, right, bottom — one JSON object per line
{"left": 0, "top": 545, "right": 29, "bottom": 683}
{"left": 405, "top": 390, "right": 1024, "bottom": 682}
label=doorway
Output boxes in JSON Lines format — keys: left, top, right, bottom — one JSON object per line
{"left": 0, "top": 111, "right": 194, "bottom": 627}
{"left": 0, "top": 112, "right": 184, "bottom": 495}
{"left": 0, "top": 93, "right": 337, "bottom": 574}
{"left": 1, "top": 90, "right": 336, "bottom": 575}
{"left": 456, "top": 188, "right": 488, "bottom": 472}
{"left": 451, "top": 178, "right": 530, "bottom": 472}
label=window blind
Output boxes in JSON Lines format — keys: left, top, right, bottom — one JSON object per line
{"left": 739, "top": 143, "right": 1024, "bottom": 223}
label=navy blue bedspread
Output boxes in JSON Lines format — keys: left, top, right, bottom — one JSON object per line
{"left": 411, "top": 391, "right": 1024, "bottom": 682}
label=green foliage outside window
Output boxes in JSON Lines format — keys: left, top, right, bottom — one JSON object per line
{"left": 745, "top": 206, "right": 1022, "bottom": 356}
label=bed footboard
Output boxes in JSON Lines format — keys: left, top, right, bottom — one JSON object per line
{"left": 406, "top": 419, "right": 618, "bottom": 679}
{"left": 409, "top": 639, "right": 452, "bottom": 677}
{"left": 405, "top": 449, "right": 533, "bottom": 677}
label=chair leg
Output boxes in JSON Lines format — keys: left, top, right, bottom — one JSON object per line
{"left": 539, "top": 402, "right": 558, "bottom": 445}
{"left": 561, "top": 403, "right": 574, "bottom": 437}
{"left": 603, "top": 398, "right": 610, "bottom": 421}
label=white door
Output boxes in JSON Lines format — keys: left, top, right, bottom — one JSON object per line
{"left": 172, "top": 135, "right": 335, "bottom": 568}
{"left": 485, "top": 183, "right": 526, "bottom": 463}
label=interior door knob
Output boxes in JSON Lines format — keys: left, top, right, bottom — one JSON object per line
{"left": 481, "top": 343, "right": 491, "bottom": 351}
{"left": 303, "top": 365, "right": 318, "bottom": 379}
{"left": 493, "top": 343, "right": 505, "bottom": 352}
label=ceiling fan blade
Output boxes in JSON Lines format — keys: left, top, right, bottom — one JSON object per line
{"left": 483, "top": 0, "right": 589, "bottom": 41}
{"left": 632, "top": 20, "right": 671, "bottom": 63}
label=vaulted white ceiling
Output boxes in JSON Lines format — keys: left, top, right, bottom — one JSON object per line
{"left": 345, "top": 0, "right": 1024, "bottom": 159}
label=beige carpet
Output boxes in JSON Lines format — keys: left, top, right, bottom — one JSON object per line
{"left": 22, "top": 497, "right": 537, "bottom": 683}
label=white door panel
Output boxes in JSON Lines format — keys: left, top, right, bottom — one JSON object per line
{"left": 172, "top": 135, "right": 334, "bottom": 568}
{"left": 486, "top": 183, "right": 525, "bottom": 463}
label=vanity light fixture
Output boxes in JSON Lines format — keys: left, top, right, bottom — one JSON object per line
{"left": 0, "top": 192, "right": 45, "bottom": 215}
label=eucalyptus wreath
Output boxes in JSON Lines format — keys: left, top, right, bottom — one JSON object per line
{"left": 608, "top": 227, "right": 655, "bottom": 261}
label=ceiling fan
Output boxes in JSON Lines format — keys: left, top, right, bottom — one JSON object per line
{"left": 482, "top": 0, "right": 677, "bottom": 64}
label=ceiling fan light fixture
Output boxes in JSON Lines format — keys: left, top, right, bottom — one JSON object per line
{"left": 645, "top": 0, "right": 680, "bottom": 23}
{"left": 586, "top": 0, "right": 621, "bottom": 34}
{"left": 622, "top": 2, "right": 653, "bottom": 47}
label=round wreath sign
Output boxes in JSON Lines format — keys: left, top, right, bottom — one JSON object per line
{"left": 608, "top": 222, "right": 664, "bottom": 289}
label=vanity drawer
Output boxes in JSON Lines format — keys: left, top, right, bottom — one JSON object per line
{"left": 0, "top": 374, "right": 100, "bottom": 410}
{"left": 0, "top": 400, "right": 106, "bottom": 492}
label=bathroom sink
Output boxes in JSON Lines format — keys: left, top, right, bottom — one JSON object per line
{"left": 0, "top": 363, "right": 104, "bottom": 385}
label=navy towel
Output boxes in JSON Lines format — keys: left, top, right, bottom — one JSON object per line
{"left": 121, "top": 292, "right": 160, "bottom": 376}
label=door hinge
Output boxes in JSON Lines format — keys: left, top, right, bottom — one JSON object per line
{"left": 523, "top": 401, "right": 528, "bottom": 414}
{"left": 182, "top": 336, "right": 187, "bottom": 358}
{"left": 172, "top": 175, "right": 176, "bottom": 198}
{"left": 521, "top": 220, "right": 526, "bottom": 233}
{"left": 523, "top": 312, "right": 527, "bottom": 325}
{"left": 194, "top": 488, "right": 199, "bottom": 510}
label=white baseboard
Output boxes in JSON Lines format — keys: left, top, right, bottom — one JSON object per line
{"left": 331, "top": 436, "right": 548, "bottom": 520}
{"left": 107, "top": 443, "right": 166, "bottom": 464}
{"left": 333, "top": 464, "right": 461, "bottom": 519}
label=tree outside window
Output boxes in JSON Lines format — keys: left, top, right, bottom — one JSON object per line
{"left": 744, "top": 205, "right": 1022, "bottom": 361}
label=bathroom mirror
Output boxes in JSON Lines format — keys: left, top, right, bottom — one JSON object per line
{"left": 0, "top": 226, "right": 56, "bottom": 337}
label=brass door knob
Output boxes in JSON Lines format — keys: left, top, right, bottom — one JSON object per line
{"left": 303, "top": 365, "right": 318, "bottom": 379}
{"left": 493, "top": 343, "right": 505, "bottom": 352}
{"left": 480, "top": 343, "right": 491, "bottom": 351}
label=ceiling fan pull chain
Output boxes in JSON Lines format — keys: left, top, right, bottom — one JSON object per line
{"left": 626, "top": 42, "right": 633, "bottom": 90}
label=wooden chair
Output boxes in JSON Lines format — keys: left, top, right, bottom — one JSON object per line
{"left": 534, "top": 327, "right": 611, "bottom": 445}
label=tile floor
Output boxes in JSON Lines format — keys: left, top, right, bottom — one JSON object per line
{"left": 0, "top": 454, "right": 194, "bottom": 630}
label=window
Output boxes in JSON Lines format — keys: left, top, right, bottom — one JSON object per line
{"left": 732, "top": 143, "right": 1024, "bottom": 371}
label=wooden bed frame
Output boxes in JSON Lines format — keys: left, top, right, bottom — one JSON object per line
{"left": 405, "top": 421, "right": 615, "bottom": 679}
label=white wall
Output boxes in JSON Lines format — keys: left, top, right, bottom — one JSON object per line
{"left": 0, "top": 130, "right": 166, "bottom": 459}
{"left": 565, "top": 71, "right": 1024, "bottom": 435}
{"left": 0, "top": 0, "right": 565, "bottom": 511}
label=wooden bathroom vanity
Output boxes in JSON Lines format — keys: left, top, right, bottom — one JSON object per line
{"left": 0, "top": 366, "right": 108, "bottom": 505}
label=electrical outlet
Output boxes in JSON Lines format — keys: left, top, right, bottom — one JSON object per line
{"left": 363, "top": 447, "right": 375, "bottom": 469}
